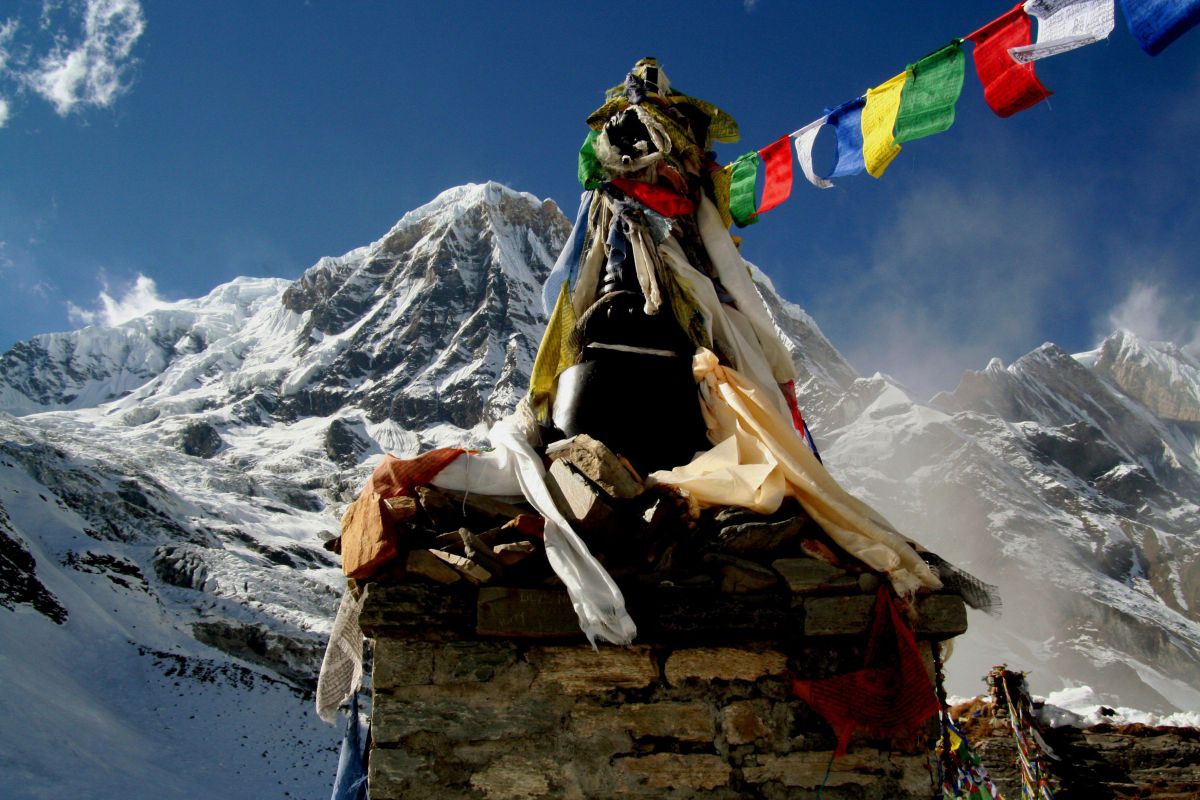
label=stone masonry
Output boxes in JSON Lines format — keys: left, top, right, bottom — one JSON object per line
{"left": 362, "top": 575, "right": 967, "bottom": 799}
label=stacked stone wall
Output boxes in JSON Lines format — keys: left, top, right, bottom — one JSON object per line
{"left": 363, "top": 582, "right": 967, "bottom": 799}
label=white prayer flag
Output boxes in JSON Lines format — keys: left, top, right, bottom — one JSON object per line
{"left": 791, "top": 116, "right": 833, "bottom": 190}
{"left": 1009, "top": 0, "right": 1115, "bottom": 63}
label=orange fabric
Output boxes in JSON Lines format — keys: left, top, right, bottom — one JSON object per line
{"left": 791, "top": 588, "right": 939, "bottom": 756}
{"left": 366, "top": 448, "right": 467, "bottom": 498}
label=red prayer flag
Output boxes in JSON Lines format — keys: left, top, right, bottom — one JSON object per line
{"left": 967, "top": 3, "right": 1052, "bottom": 118}
{"left": 791, "top": 588, "right": 940, "bottom": 756}
{"left": 756, "top": 135, "right": 794, "bottom": 215}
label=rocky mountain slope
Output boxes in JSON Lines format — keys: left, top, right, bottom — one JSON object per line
{"left": 1, "top": 181, "right": 1196, "bottom": 797}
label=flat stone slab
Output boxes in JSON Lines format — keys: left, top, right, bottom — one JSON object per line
{"left": 476, "top": 586, "right": 582, "bottom": 639}
{"left": 773, "top": 557, "right": 848, "bottom": 593}
{"left": 359, "top": 583, "right": 474, "bottom": 636}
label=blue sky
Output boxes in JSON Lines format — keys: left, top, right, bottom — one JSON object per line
{"left": 2, "top": 0, "right": 1198, "bottom": 398}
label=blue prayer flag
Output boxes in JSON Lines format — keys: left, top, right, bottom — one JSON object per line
{"left": 823, "top": 97, "right": 867, "bottom": 179}
{"left": 1120, "top": 0, "right": 1200, "bottom": 54}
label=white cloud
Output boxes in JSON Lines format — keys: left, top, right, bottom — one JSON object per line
{"left": 0, "top": 18, "right": 17, "bottom": 70}
{"left": 0, "top": 96, "right": 9, "bottom": 127}
{"left": 809, "top": 177, "right": 1077, "bottom": 399}
{"left": 28, "top": 0, "right": 145, "bottom": 115}
{"left": 67, "top": 271, "right": 170, "bottom": 327}
{"left": 1107, "top": 282, "right": 1170, "bottom": 342}
{"left": 1102, "top": 281, "right": 1200, "bottom": 354}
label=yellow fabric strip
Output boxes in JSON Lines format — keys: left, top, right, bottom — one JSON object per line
{"left": 861, "top": 72, "right": 908, "bottom": 178}
{"left": 527, "top": 281, "right": 581, "bottom": 423}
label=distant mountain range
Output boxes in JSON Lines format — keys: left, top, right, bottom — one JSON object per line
{"left": 1, "top": 182, "right": 1196, "bottom": 798}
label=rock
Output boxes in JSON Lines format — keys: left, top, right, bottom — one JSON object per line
{"left": 476, "top": 587, "right": 581, "bottom": 638}
{"left": 717, "top": 515, "right": 804, "bottom": 555}
{"left": 616, "top": 753, "right": 732, "bottom": 791}
{"left": 773, "top": 557, "right": 848, "bottom": 593}
{"left": 545, "top": 434, "right": 644, "bottom": 499}
{"left": 359, "top": 583, "right": 475, "bottom": 635}
{"left": 526, "top": 645, "right": 657, "bottom": 695}
{"left": 570, "top": 701, "right": 716, "bottom": 744}
{"left": 721, "top": 699, "right": 773, "bottom": 746}
{"left": 430, "top": 550, "right": 492, "bottom": 585}
{"left": 405, "top": 549, "right": 463, "bottom": 585}
{"left": 437, "top": 488, "right": 529, "bottom": 524}
{"left": 323, "top": 418, "right": 368, "bottom": 468}
{"left": 545, "top": 459, "right": 615, "bottom": 533}
{"left": 493, "top": 540, "right": 536, "bottom": 567}
{"left": 382, "top": 495, "right": 418, "bottom": 522}
{"left": 176, "top": 421, "right": 224, "bottom": 459}
{"left": 703, "top": 553, "right": 780, "bottom": 593}
{"left": 455, "top": 527, "right": 505, "bottom": 577}
{"left": 663, "top": 647, "right": 788, "bottom": 684}
{"left": 414, "top": 485, "right": 459, "bottom": 530}
{"left": 803, "top": 595, "right": 875, "bottom": 636}
{"left": 914, "top": 594, "right": 968, "bottom": 639}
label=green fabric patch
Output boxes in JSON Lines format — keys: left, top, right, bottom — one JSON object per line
{"left": 578, "top": 130, "right": 604, "bottom": 189}
{"left": 728, "top": 152, "right": 761, "bottom": 228}
{"left": 894, "top": 42, "right": 965, "bottom": 145}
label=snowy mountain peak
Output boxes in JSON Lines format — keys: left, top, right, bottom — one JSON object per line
{"left": 1089, "top": 329, "right": 1200, "bottom": 423}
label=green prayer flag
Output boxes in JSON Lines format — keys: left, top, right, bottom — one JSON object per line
{"left": 578, "top": 130, "right": 603, "bottom": 189}
{"left": 728, "top": 152, "right": 760, "bottom": 228}
{"left": 894, "top": 42, "right": 965, "bottom": 145}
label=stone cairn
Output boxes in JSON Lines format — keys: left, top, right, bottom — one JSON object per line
{"left": 334, "top": 434, "right": 968, "bottom": 799}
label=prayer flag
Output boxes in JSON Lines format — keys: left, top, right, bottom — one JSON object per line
{"left": 861, "top": 72, "right": 907, "bottom": 178}
{"left": 968, "top": 3, "right": 1054, "bottom": 117}
{"left": 894, "top": 42, "right": 966, "bottom": 143}
{"left": 1010, "top": 0, "right": 1116, "bottom": 63}
{"left": 757, "top": 135, "right": 794, "bottom": 214}
{"left": 824, "top": 97, "right": 867, "bottom": 178}
{"left": 791, "top": 116, "right": 833, "bottom": 189}
{"left": 725, "top": 137, "right": 794, "bottom": 226}
{"left": 727, "top": 152, "right": 761, "bottom": 227}
{"left": 1120, "top": 0, "right": 1200, "bottom": 54}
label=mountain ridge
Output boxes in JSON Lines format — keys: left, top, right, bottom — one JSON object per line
{"left": 1, "top": 182, "right": 1197, "bottom": 798}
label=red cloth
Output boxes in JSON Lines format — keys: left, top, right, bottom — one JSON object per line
{"left": 610, "top": 177, "right": 696, "bottom": 217}
{"left": 968, "top": 3, "right": 1052, "bottom": 118}
{"left": 781, "top": 380, "right": 807, "bottom": 433}
{"left": 756, "top": 136, "right": 794, "bottom": 215}
{"left": 791, "top": 587, "right": 939, "bottom": 756}
{"left": 366, "top": 448, "right": 467, "bottom": 498}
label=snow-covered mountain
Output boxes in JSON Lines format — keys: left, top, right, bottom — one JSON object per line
{"left": 0, "top": 182, "right": 567, "bottom": 799}
{"left": 1, "top": 181, "right": 1197, "bottom": 797}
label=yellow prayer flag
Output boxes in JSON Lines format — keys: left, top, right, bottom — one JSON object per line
{"left": 861, "top": 72, "right": 907, "bottom": 178}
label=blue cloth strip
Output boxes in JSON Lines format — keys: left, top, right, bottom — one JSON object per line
{"left": 823, "top": 97, "right": 867, "bottom": 179}
{"left": 541, "top": 190, "right": 594, "bottom": 318}
{"left": 1120, "top": 0, "right": 1200, "bottom": 55}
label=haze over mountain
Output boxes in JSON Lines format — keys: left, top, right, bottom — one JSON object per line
{"left": 1, "top": 183, "right": 1197, "bottom": 798}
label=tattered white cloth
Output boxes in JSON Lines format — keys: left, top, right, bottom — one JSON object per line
{"left": 648, "top": 349, "right": 941, "bottom": 599}
{"left": 315, "top": 583, "right": 369, "bottom": 723}
{"left": 1009, "top": 0, "right": 1115, "bottom": 63}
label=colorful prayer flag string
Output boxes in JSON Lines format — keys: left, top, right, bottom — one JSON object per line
{"left": 585, "top": 1, "right": 1200, "bottom": 215}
